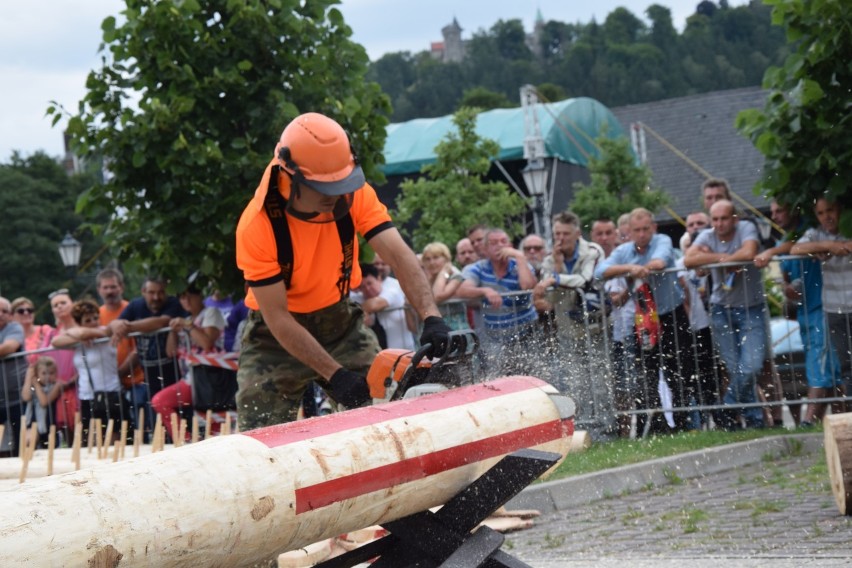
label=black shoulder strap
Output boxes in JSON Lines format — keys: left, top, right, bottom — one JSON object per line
{"left": 335, "top": 213, "right": 355, "bottom": 300}
{"left": 263, "top": 165, "right": 294, "bottom": 290}
{"left": 263, "top": 165, "right": 355, "bottom": 301}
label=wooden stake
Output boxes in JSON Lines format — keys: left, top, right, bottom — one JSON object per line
{"left": 119, "top": 420, "right": 128, "bottom": 459}
{"left": 18, "top": 424, "right": 38, "bottom": 484}
{"left": 191, "top": 415, "right": 199, "bottom": 444}
{"left": 221, "top": 416, "right": 231, "bottom": 437}
{"left": 47, "top": 425, "right": 56, "bottom": 476}
{"left": 170, "top": 413, "right": 179, "bottom": 447}
{"left": 102, "top": 420, "right": 115, "bottom": 459}
{"left": 205, "top": 410, "right": 213, "bottom": 440}
{"left": 178, "top": 419, "right": 187, "bottom": 447}
{"left": 72, "top": 422, "right": 82, "bottom": 471}
{"left": 135, "top": 407, "right": 145, "bottom": 458}
{"left": 133, "top": 427, "right": 141, "bottom": 458}
{"left": 94, "top": 418, "right": 104, "bottom": 459}
{"left": 112, "top": 441, "right": 120, "bottom": 463}
{"left": 87, "top": 418, "right": 96, "bottom": 454}
{"left": 0, "top": 425, "right": 4, "bottom": 448}
{"left": 152, "top": 414, "right": 163, "bottom": 453}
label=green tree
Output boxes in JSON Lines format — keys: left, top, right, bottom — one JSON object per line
{"left": 736, "top": 0, "right": 852, "bottom": 234}
{"left": 0, "top": 153, "right": 104, "bottom": 315}
{"left": 393, "top": 107, "right": 528, "bottom": 250}
{"left": 53, "top": 0, "right": 390, "bottom": 294}
{"left": 459, "top": 87, "right": 514, "bottom": 111}
{"left": 570, "top": 135, "right": 668, "bottom": 228}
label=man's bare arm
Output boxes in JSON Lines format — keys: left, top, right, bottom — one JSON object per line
{"left": 0, "top": 338, "right": 21, "bottom": 357}
{"left": 253, "top": 281, "right": 342, "bottom": 380}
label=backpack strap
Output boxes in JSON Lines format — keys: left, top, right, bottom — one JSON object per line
{"left": 263, "top": 165, "right": 355, "bottom": 301}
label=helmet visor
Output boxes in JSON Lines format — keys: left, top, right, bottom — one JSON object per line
{"left": 301, "top": 164, "right": 366, "bottom": 196}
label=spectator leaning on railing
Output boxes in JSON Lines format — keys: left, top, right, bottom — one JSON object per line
{"left": 595, "top": 208, "right": 692, "bottom": 435}
{"left": 791, "top": 197, "right": 852, "bottom": 414}
{"left": 456, "top": 228, "right": 538, "bottom": 376}
{"left": 758, "top": 200, "right": 841, "bottom": 426}
{"left": 685, "top": 199, "right": 767, "bottom": 430}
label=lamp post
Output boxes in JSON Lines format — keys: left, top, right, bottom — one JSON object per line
{"left": 58, "top": 232, "right": 82, "bottom": 278}
{"left": 520, "top": 84, "right": 551, "bottom": 242}
{"left": 521, "top": 160, "right": 548, "bottom": 239}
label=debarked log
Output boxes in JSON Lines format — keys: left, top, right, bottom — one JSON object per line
{"left": 0, "top": 376, "right": 574, "bottom": 567}
{"left": 825, "top": 412, "right": 852, "bottom": 515}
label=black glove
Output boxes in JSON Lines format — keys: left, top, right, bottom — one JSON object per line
{"left": 328, "top": 368, "right": 371, "bottom": 408}
{"left": 419, "top": 316, "right": 452, "bottom": 358}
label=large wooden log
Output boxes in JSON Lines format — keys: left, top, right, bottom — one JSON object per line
{"left": 824, "top": 413, "right": 852, "bottom": 515}
{"left": 0, "top": 376, "right": 573, "bottom": 566}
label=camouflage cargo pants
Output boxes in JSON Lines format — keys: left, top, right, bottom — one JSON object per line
{"left": 236, "top": 300, "right": 380, "bottom": 431}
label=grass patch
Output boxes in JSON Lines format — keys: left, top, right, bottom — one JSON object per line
{"left": 662, "top": 467, "right": 684, "bottom": 485}
{"left": 659, "top": 507, "right": 709, "bottom": 533}
{"left": 548, "top": 427, "right": 817, "bottom": 481}
{"left": 731, "top": 499, "right": 790, "bottom": 518}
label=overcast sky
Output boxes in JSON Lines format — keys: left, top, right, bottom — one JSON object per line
{"left": 0, "top": 0, "right": 744, "bottom": 161}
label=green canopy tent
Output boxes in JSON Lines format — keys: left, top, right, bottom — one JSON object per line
{"left": 375, "top": 97, "right": 626, "bottom": 235}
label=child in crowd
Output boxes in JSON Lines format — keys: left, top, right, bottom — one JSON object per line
{"left": 22, "top": 356, "right": 62, "bottom": 448}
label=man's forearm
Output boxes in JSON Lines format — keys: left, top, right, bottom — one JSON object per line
{"left": 0, "top": 340, "right": 21, "bottom": 357}
{"left": 684, "top": 251, "right": 724, "bottom": 269}
{"left": 128, "top": 316, "right": 171, "bottom": 334}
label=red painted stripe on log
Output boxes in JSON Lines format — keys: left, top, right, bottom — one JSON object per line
{"left": 294, "top": 418, "right": 573, "bottom": 514}
{"left": 242, "top": 377, "right": 550, "bottom": 448}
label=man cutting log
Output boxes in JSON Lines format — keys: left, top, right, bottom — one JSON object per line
{"left": 235, "top": 112, "right": 451, "bottom": 429}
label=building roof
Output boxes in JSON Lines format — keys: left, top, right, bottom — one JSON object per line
{"left": 609, "top": 86, "right": 769, "bottom": 222}
{"left": 381, "top": 97, "right": 625, "bottom": 177}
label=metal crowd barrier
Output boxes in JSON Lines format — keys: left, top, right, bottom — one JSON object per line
{"left": 0, "top": 328, "right": 212, "bottom": 453}
{"left": 409, "top": 255, "right": 851, "bottom": 437}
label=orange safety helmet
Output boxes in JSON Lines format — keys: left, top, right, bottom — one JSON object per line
{"left": 276, "top": 113, "right": 365, "bottom": 196}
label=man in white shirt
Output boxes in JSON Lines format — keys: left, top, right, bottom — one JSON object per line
{"left": 353, "top": 263, "right": 416, "bottom": 350}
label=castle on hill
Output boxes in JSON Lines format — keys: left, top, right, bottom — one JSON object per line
{"left": 430, "top": 10, "right": 545, "bottom": 63}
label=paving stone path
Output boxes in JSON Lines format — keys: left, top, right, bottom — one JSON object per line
{"left": 506, "top": 444, "right": 852, "bottom": 567}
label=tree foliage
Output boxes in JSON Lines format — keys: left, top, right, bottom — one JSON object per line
{"left": 570, "top": 135, "right": 668, "bottom": 228}
{"left": 0, "top": 153, "right": 104, "bottom": 318}
{"left": 736, "top": 0, "right": 852, "bottom": 235}
{"left": 367, "top": 2, "right": 787, "bottom": 122}
{"left": 393, "top": 107, "right": 528, "bottom": 251}
{"left": 53, "top": 0, "right": 390, "bottom": 294}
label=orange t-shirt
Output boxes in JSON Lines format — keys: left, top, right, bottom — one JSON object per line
{"left": 236, "top": 159, "right": 393, "bottom": 313}
{"left": 100, "top": 300, "right": 145, "bottom": 387}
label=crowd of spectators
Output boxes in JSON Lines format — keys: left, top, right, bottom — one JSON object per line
{"left": 2, "top": 180, "right": 850, "bottom": 455}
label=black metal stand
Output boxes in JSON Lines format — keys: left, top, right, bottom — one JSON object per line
{"left": 314, "top": 448, "right": 560, "bottom": 568}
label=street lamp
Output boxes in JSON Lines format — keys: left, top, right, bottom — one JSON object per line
{"left": 58, "top": 232, "right": 82, "bottom": 276}
{"left": 521, "top": 159, "right": 549, "bottom": 239}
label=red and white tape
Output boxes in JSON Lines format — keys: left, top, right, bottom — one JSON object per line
{"left": 183, "top": 352, "right": 240, "bottom": 370}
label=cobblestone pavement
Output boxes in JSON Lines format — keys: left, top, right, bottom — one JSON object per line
{"left": 505, "top": 444, "right": 852, "bottom": 567}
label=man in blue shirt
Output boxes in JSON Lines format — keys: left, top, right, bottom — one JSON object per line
{"left": 458, "top": 228, "right": 537, "bottom": 376}
{"left": 596, "top": 208, "right": 693, "bottom": 435}
{"left": 109, "top": 276, "right": 189, "bottom": 433}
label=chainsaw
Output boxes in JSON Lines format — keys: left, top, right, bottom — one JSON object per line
{"left": 366, "top": 330, "right": 480, "bottom": 403}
